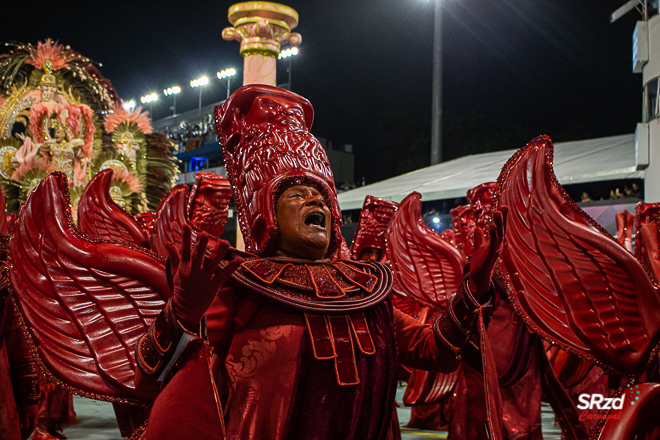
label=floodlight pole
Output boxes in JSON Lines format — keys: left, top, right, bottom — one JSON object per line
{"left": 430, "top": 0, "right": 443, "bottom": 165}
{"left": 288, "top": 57, "right": 292, "bottom": 89}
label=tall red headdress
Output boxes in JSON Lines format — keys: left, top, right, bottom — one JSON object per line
{"left": 214, "top": 84, "right": 342, "bottom": 257}
{"left": 350, "top": 196, "right": 398, "bottom": 261}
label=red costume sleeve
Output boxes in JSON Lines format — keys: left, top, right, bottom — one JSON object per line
{"left": 5, "top": 310, "right": 32, "bottom": 363}
{"left": 5, "top": 310, "right": 40, "bottom": 404}
{"left": 394, "top": 307, "right": 459, "bottom": 373}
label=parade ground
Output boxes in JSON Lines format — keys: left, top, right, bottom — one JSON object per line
{"left": 61, "top": 387, "right": 563, "bottom": 440}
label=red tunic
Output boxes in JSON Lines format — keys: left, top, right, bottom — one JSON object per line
{"left": 0, "top": 306, "right": 34, "bottom": 440}
{"left": 205, "top": 290, "right": 456, "bottom": 440}
{"left": 143, "top": 258, "right": 465, "bottom": 440}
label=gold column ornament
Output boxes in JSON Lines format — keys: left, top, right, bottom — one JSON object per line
{"left": 222, "top": 2, "right": 301, "bottom": 86}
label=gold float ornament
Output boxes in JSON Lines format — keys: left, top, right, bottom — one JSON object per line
{"left": 0, "top": 40, "right": 179, "bottom": 214}
{"left": 116, "top": 132, "right": 139, "bottom": 164}
{"left": 28, "top": 178, "right": 40, "bottom": 193}
{"left": 0, "top": 82, "right": 34, "bottom": 139}
{"left": 100, "top": 159, "right": 128, "bottom": 174}
{"left": 222, "top": 2, "right": 302, "bottom": 58}
{"left": 109, "top": 185, "right": 126, "bottom": 208}
{"left": 0, "top": 146, "right": 17, "bottom": 179}
{"left": 40, "top": 60, "right": 57, "bottom": 101}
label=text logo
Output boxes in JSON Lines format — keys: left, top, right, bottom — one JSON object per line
{"left": 577, "top": 394, "right": 624, "bottom": 410}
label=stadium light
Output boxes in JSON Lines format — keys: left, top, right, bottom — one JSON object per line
{"left": 278, "top": 47, "right": 299, "bottom": 90}
{"left": 217, "top": 68, "right": 237, "bottom": 99}
{"left": 190, "top": 76, "right": 209, "bottom": 88}
{"left": 122, "top": 100, "right": 136, "bottom": 111}
{"left": 190, "top": 77, "right": 209, "bottom": 115}
{"left": 164, "top": 86, "right": 181, "bottom": 115}
{"left": 140, "top": 93, "right": 158, "bottom": 114}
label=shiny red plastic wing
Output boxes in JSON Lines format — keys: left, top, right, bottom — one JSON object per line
{"left": 387, "top": 192, "right": 467, "bottom": 309}
{"left": 150, "top": 184, "right": 189, "bottom": 259}
{"left": 78, "top": 169, "right": 149, "bottom": 246}
{"left": 639, "top": 220, "right": 660, "bottom": 285}
{"left": 10, "top": 173, "right": 170, "bottom": 402}
{"left": 391, "top": 288, "right": 422, "bottom": 318}
{"left": 495, "top": 136, "right": 660, "bottom": 374}
{"left": 403, "top": 368, "right": 460, "bottom": 407}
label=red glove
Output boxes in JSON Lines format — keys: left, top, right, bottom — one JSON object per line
{"left": 468, "top": 206, "right": 508, "bottom": 301}
{"left": 168, "top": 225, "right": 241, "bottom": 330}
{"left": 18, "top": 402, "right": 38, "bottom": 440}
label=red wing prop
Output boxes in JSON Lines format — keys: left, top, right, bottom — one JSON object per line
{"left": 10, "top": 172, "right": 170, "bottom": 402}
{"left": 78, "top": 169, "right": 149, "bottom": 246}
{"left": 391, "top": 289, "right": 422, "bottom": 318}
{"left": 615, "top": 210, "right": 634, "bottom": 253}
{"left": 403, "top": 368, "right": 460, "bottom": 407}
{"left": 639, "top": 220, "right": 660, "bottom": 285}
{"left": 635, "top": 202, "right": 660, "bottom": 261}
{"left": 598, "top": 383, "right": 660, "bottom": 440}
{"left": 495, "top": 136, "right": 660, "bottom": 374}
{"left": 387, "top": 192, "right": 467, "bottom": 309}
{"left": 150, "top": 184, "right": 189, "bottom": 259}
{"left": 151, "top": 174, "right": 230, "bottom": 259}
{"left": 545, "top": 345, "right": 593, "bottom": 389}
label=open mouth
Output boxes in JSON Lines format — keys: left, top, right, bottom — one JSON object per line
{"left": 305, "top": 211, "right": 326, "bottom": 229}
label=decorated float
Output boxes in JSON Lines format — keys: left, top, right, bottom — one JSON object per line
{"left": 0, "top": 39, "right": 178, "bottom": 217}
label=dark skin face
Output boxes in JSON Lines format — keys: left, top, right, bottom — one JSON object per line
{"left": 276, "top": 184, "right": 332, "bottom": 260}
{"left": 358, "top": 247, "right": 381, "bottom": 261}
{"left": 243, "top": 95, "right": 305, "bottom": 129}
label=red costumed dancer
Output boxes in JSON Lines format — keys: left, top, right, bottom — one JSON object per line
{"left": 0, "top": 185, "right": 39, "bottom": 440}
{"left": 349, "top": 196, "right": 407, "bottom": 438}
{"left": 0, "top": 240, "right": 40, "bottom": 440}
{"left": 439, "top": 183, "right": 541, "bottom": 440}
{"left": 8, "top": 85, "right": 507, "bottom": 440}
{"left": 136, "top": 84, "right": 508, "bottom": 439}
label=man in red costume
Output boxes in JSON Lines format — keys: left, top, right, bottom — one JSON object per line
{"left": 0, "top": 238, "right": 40, "bottom": 440}
{"left": 134, "top": 85, "right": 507, "bottom": 440}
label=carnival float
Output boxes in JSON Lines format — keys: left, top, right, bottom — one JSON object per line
{"left": 0, "top": 39, "right": 178, "bottom": 218}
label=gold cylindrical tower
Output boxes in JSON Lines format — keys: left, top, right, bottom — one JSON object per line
{"left": 223, "top": 2, "right": 302, "bottom": 86}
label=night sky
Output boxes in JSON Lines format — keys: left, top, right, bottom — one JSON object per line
{"left": 0, "top": 0, "right": 644, "bottom": 184}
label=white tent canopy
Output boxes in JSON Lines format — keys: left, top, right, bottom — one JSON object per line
{"left": 337, "top": 134, "right": 642, "bottom": 211}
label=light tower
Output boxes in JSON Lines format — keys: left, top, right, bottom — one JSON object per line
{"left": 222, "top": 2, "right": 302, "bottom": 86}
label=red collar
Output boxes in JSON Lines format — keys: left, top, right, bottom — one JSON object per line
{"left": 228, "top": 258, "right": 392, "bottom": 314}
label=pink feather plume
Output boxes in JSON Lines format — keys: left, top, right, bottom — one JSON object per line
{"left": 104, "top": 103, "right": 153, "bottom": 134}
